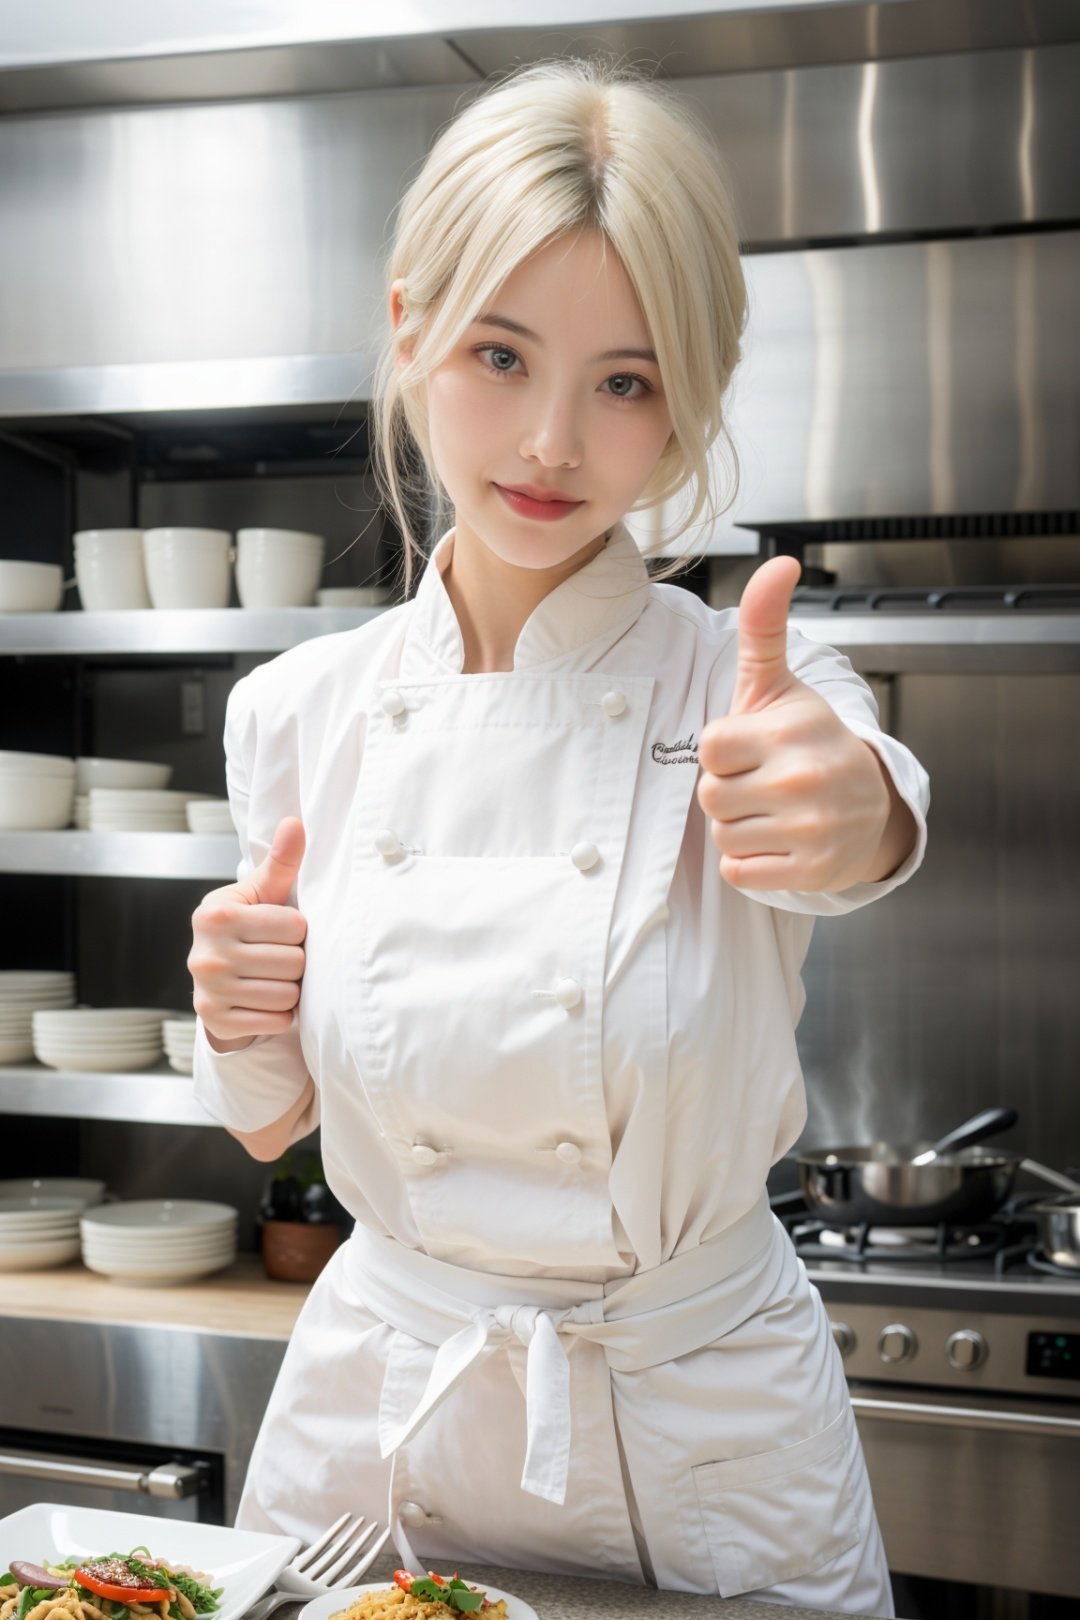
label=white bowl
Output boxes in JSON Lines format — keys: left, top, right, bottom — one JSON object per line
{"left": 316, "top": 586, "right": 392, "bottom": 606}
{"left": 142, "top": 530, "right": 233, "bottom": 609}
{"left": 0, "top": 1237, "right": 81, "bottom": 1271}
{"left": 0, "top": 774, "right": 74, "bottom": 830}
{"left": 235, "top": 538, "right": 324, "bottom": 609}
{"left": 236, "top": 528, "right": 325, "bottom": 549}
{"left": 74, "top": 532, "right": 151, "bottom": 610}
{"left": 74, "top": 537, "right": 144, "bottom": 557}
{"left": 82, "top": 1198, "right": 238, "bottom": 1231}
{"left": 76, "top": 757, "right": 173, "bottom": 792}
{"left": 0, "top": 751, "right": 76, "bottom": 777}
{"left": 0, "top": 561, "right": 64, "bottom": 612}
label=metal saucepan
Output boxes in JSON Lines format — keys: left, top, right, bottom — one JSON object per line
{"left": 796, "top": 1107, "right": 1080, "bottom": 1227}
{"left": 1029, "top": 1196, "right": 1080, "bottom": 1270}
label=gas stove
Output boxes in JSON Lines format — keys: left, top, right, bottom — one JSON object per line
{"left": 771, "top": 1196, "right": 1080, "bottom": 1601}
{"left": 775, "top": 1195, "right": 1080, "bottom": 1398}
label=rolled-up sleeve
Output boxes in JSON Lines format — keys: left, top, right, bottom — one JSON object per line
{"left": 735, "top": 629, "right": 930, "bottom": 918}
{"left": 192, "top": 672, "right": 320, "bottom": 1134}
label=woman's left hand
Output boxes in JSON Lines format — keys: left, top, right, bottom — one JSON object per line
{"left": 697, "top": 556, "right": 915, "bottom": 892}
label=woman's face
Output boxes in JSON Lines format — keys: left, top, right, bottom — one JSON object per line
{"left": 391, "top": 229, "right": 674, "bottom": 573}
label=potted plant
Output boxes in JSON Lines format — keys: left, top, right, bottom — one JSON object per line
{"left": 258, "top": 1148, "right": 350, "bottom": 1283}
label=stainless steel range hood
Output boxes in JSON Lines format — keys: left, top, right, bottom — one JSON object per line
{"left": 1, "top": 6, "right": 1078, "bottom": 545}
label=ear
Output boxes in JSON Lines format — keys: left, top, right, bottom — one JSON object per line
{"left": 389, "top": 277, "right": 412, "bottom": 365}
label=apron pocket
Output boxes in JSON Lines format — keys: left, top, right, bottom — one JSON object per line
{"left": 691, "top": 1404, "right": 862, "bottom": 1596}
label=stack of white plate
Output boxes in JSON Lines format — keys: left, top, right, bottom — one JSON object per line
{"left": 164, "top": 1016, "right": 198, "bottom": 1073}
{"left": 75, "top": 759, "right": 175, "bottom": 829}
{"left": 0, "top": 750, "right": 76, "bottom": 831}
{"left": 0, "top": 1176, "right": 107, "bottom": 1204}
{"left": 88, "top": 787, "right": 217, "bottom": 832}
{"left": 81, "top": 1199, "right": 239, "bottom": 1284}
{"left": 32, "top": 1007, "right": 167, "bottom": 1072}
{"left": 0, "top": 1195, "right": 87, "bottom": 1271}
{"left": 186, "top": 798, "right": 235, "bottom": 834}
{"left": 0, "top": 971, "right": 77, "bottom": 1063}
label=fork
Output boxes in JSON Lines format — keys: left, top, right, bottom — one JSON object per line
{"left": 246, "top": 1512, "right": 394, "bottom": 1620}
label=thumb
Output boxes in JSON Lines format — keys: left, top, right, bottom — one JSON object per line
{"left": 239, "top": 816, "right": 306, "bottom": 907}
{"left": 729, "top": 555, "right": 802, "bottom": 715}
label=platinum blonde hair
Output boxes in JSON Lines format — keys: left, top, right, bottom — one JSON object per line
{"left": 370, "top": 54, "right": 747, "bottom": 595}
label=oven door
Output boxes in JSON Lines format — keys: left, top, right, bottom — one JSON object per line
{"left": 0, "top": 1428, "right": 223, "bottom": 1522}
{"left": 851, "top": 1384, "right": 1080, "bottom": 1599}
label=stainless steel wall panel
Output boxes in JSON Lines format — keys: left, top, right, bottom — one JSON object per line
{"left": 794, "top": 671, "right": 1080, "bottom": 1175}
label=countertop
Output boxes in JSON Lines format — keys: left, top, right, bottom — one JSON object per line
{"left": 1, "top": 1254, "right": 308, "bottom": 1336}
{"left": 291, "top": 1552, "right": 901, "bottom": 1618}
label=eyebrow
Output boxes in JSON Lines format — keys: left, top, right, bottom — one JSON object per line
{"left": 474, "top": 312, "right": 658, "bottom": 366}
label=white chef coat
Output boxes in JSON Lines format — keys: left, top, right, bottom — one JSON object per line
{"left": 193, "top": 517, "right": 929, "bottom": 1613}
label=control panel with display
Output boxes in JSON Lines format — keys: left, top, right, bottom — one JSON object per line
{"left": 1027, "top": 1330, "right": 1080, "bottom": 1380}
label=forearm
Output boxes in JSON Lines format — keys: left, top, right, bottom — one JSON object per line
{"left": 858, "top": 746, "right": 919, "bottom": 883}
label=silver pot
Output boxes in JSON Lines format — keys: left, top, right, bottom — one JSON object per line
{"left": 796, "top": 1142, "right": 1020, "bottom": 1227}
{"left": 1030, "top": 1196, "right": 1080, "bottom": 1270}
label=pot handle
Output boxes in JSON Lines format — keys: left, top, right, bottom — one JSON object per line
{"left": 927, "top": 1106, "right": 1018, "bottom": 1157}
{"left": 1020, "top": 1158, "right": 1080, "bottom": 1196}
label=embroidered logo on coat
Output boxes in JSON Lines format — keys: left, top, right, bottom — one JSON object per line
{"left": 651, "top": 734, "right": 699, "bottom": 766}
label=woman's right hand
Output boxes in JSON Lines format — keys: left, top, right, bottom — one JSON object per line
{"left": 188, "top": 816, "right": 307, "bottom": 1053}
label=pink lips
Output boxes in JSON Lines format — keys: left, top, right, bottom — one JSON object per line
{"left": 495, "top": 484, "right": 584, "bottom": 522}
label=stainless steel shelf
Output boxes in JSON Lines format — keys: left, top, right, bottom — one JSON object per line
{"left": 0, "top": 605, "right": 390, "bottom": 655}
{"left": 0, "top": 831, "right": 239, "bottom": 880}
{"left": 0, "top": 1061, "right": 215, "bottom": 1126}
{"left": 789, "top": 613, "right": 1080, "bottom": 673}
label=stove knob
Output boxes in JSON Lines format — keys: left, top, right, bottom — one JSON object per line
{"left": 946, "top": 1329, "right": 988, "bottom": 1371}
{"left": 878, "top": 1324, "right": 918, "bottom": 1365}
{"left": 831, "top": 1322, "right": 856, "bottom": 1359}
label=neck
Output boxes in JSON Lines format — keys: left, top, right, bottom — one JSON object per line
{"left": 441, "top": 521, "right": 611, "bottom": 674}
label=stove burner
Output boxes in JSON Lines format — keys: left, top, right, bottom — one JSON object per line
{"left": 784, "top": 1215, "right": 1007, "bottom": 1264}
{"left": 995, "top": 1241, "right": 1080, "bottom": 1281}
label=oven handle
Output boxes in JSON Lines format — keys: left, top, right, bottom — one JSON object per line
{"left": 0, "top": 1448, "right": 203, "bottom": 1498}
{"left": 851, "top": 1395, "right": 1080, "bottom": 1441}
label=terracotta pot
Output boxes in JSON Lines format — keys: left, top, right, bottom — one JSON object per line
{"left": 260, "top": 1219, "right": 343, "bottom": 1283}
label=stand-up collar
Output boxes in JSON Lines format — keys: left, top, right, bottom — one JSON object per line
{"left": 399, "top": 518, "right": 651, "bottom": 680}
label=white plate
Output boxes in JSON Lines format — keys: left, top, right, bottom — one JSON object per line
{"left": 82, "top": 1199, "right": 238, "bottom": 1231}
{"left": 0, "top": 1502, "right": 299, "bottom": 1620}
{"left": 0, "top": 1238, "right": 81, "bottom": 1269}
{"left": 297, "top": 1582, "right": 539, "bottom": 1620}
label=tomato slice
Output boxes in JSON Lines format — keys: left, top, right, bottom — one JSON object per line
{"left": 392, "top": 1570, "right": 415, "bottom": 1593}
{"left": 75, "top": 1569, "right": 170, "bottom": 1605}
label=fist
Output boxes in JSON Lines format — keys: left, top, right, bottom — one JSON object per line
{"left": 188, "top": 816, "right": 308, "bottom": 1052}
{"left": 696, "top": 557, "right": 897, "bottom": 892}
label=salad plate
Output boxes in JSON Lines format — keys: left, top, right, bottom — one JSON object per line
{"left": 0, "top": 1503, "right": 300, "bottom": 1620}
{"left": 298, "top": 1579, "right": 539, "bottom": 1620}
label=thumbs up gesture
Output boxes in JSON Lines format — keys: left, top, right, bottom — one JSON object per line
{"left": 697, "top": 558, "right": 910, "bottom": 892}
{"left": 188, "top": 816, "right": 308, "bottom": 1052}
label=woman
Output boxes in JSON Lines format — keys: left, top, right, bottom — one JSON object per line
{"left": 189, "top": 56, "right": 928, "bottom": 1614}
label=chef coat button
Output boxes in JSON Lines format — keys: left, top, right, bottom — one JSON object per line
{"left": 411, "top": 1143, "right": 439, "bottom": 1166}
{"left": 554, "top": 977, "right": 583, "bottom": 1010}
{"left": 570, "top": 841, "right": 600, "bottom": 872}
{"left": 399, "top": 1501, "right": 427, "bottom": 1526}
{"left": 374, "top": 828, "right": 403, "bottom": 858}
{"left": 555, "top": 1141, "right": 582, "bottom": 1165}
{"left": 381, "top": 689, "right": 406, "bottom": 718}
{"left": 601, "top": 689, "right": 627, "bottom": 717}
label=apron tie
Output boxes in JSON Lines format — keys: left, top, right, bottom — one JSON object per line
{"left": 378, "top": 1299, "right": 603, "bottom": 1503}
{"left": 345, "top": 1193, "right": 780, "bottom": 1511}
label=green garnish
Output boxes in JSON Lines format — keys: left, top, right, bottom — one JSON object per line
{"left": 407, "top": 1577, "right": 483, "bottom": 1612}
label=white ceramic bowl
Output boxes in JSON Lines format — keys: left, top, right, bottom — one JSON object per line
{"left": 0, "top": 561, "right": 64, "bottom": 612}
{"left": 236, "top": 528, "right": 325, "bottom": 549}
{"left": 235, "top": 532, "right": 325, "bottom": 608}
{"left": 0, "top": 774, "right": 74, "bottom": 830}
{"left": 0, "top": 1178, "right": 105, "bottom": 1203}
{"left": 316, "top": 586, "right": 392, "bottom": 606}
{"left": 74, "top": 531, "right": 151, "bottom": 610}
{"left": 76, "top": 757, "right": 173, "bottom": 792}
{"left": 142, "top": 529, "right": 233, "bottom": 609}
{"left": 0, "top": 751, "right": 76, "bottom": 778}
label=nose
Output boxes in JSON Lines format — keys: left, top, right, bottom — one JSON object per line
{"left": 518, "top": 388, "right": 583, "bottom": 470}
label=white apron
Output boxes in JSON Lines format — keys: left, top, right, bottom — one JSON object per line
{"left": 226, "top": 554, "right": 900, "bottom": 1613}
